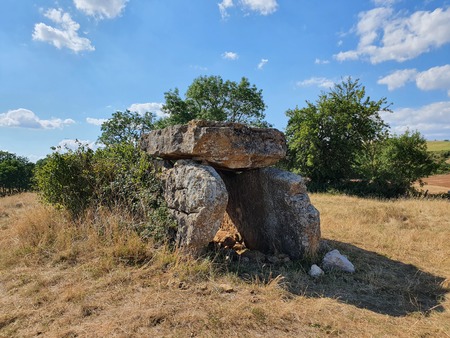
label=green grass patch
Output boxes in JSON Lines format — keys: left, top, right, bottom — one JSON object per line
{"left": 427, "top": 141, "right": 450, "bottom": 152}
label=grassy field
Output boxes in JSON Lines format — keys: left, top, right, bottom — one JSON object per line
{"left": 1, "top": 193, "right": 449, "bottom": 337}
{"left": 427, "top": 141, "right": 450, "bottom": 152}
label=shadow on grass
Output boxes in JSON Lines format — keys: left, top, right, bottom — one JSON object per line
{"left": 225, "top": 240, "right": 448, "bottom": 317}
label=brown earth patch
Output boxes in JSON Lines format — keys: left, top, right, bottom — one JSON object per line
{"left": 416, "top": 174, "right": 450, "bottom": 194}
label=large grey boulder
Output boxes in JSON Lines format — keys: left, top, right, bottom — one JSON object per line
{"left": 141, "top": 120, "right": 286, "bottom": 170}
{"left": 220, "top": 167, "right": 321, "bottom": 259}
{"left": 164, "top": 160, "right": 228, "bottom": 255}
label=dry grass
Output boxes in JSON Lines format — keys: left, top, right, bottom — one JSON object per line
{"left": 1, "top": 193, "right": 449, "bottom": 337}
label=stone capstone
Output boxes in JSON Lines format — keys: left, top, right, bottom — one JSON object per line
{"left": 164, "top": 160, "right": 228, "bottom": 255}
{"left": 141, "top": 120, "right": 286, "bottom": 170}
{"left": 220, "top": 167, "right": 321, "bottom": 259}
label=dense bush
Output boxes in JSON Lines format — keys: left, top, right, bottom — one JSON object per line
{"left": 34, "top": 142, "right": 176, "bottom": 243}
{"left": 34, "top": 144, "right": 96, "bottom": 216}
{"left": 432, "top": 151, "right": 450, "bottom": 174}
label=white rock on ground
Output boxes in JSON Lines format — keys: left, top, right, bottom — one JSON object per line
{"left": 309, "top": 264, "right": 324, "bottom": 277}
{"left": 322, "top": 249, "right": 355, "bottom": 273}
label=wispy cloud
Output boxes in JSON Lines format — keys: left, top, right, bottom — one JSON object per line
{"left": 371, "top": 0, "right": 397, "bottom": 6}
{"left": 335, "top": 7, "right": 450, "bottom": 64}
{"left": 297, "top": 77, "right": 335, "bottom": 89}
{"left": 378, "top": 65, "right": 450, "bottom": 96}
{"left": 222, "top": 51, "right": 239, "bottom": 60}
{"left": 218, "top": 0, "right": 234, "bottom": 19}
{"left": 314, "top": 58, "right": 330, "bottom": 65}
{"left": 73, "top": 0, "right": 129, "bottom": 19}
{"left": 33, "top": 8, "right": 94, "bottom": 53}
{"left": 190, "top": 65, "right": 208, "bottom": 72}
{"left": 0, "top": 108, "right": 75, "bottom": 129}
{"left": 257, "top": 58, "right": 269, "bottom": 70}
{"left": 218, "top": 0, "right": 278, "bottom": 18}
{"left": 128, "top": 102, "right": 167, "bottom": 118}
{"left": 86, "top": 117, "right": 107, "bottom": 126}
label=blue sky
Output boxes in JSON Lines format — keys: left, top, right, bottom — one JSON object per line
{"left": 1, "top": 0, "right": 450, "bottom": 161}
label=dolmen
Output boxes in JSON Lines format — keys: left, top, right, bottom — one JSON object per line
{"left": 141, "top": 120, "right": 320, "bottom": 259}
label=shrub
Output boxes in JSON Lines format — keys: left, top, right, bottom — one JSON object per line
{"left": 34, "top": 142, "right": 176, "bottom": 243}
{"left": 34, "top": 143, "right": 96, "bottom": 217}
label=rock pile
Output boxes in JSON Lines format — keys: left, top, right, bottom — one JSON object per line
{"left": 141, "top": 120, "right": 321, "bottom": 258}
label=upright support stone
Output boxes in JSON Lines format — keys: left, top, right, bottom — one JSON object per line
{"left": 220, "top": 168, "right": 321, "bottom": 259}
{"left": 164, "top": 160, "right": 228, "bottom": 255}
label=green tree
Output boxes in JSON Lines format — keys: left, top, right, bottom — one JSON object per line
{"left": 285, "top": 77, "right": 391, "bottom": 182}
{"left": 160, "top": 75, "right": 268, "bottom": 127}
{"left": 0, "top": 151, "right": 35, "bottom": 196}
{"left": 98, "top": 110, "right": 155, "bottom": 146}
{"left": 359, "top": 130, "right": 438, "bottom": 197}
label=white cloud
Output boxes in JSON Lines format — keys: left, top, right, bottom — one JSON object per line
{"left": 382, "top": 101, "right": 450, "bottom": 139}
{"left": 222, "top": 51, "right": 239, "bottom": 60}
{"left": 218, "top": 0, "right": 278, "bottom": 17}
{"left": 378, "top": 65, "right": 450, "bottom": 95}
{"left": 73, "top": 0, "right": 128, "bottom": 19}
{"left": 297, "top": 77, "right": 335, "bottom": 89}
{"left": 416, "top": 65, "right": 450, "bottom": 96}
{"left": 314, "top": 58, "right": 330, "bottom": 65}
{"left": 0, "top": 108, "right": 75, "bottom": 129}
{"left": 335, "top": 7, "right": 450, "bottom": 64}
{"left": 33, "top": 8, "right": 94, "bottom": 53}
{"left": 257, "top": 58, "right": 269, "bottom": 70}
{"left": 128, "top": 102, "right": 167, "bottom": 118}
{"left": 377, "top": 69, "right": 418, "bottom": 90}
{"left": 86, "top": 117, "right": 107, "bottom": 126}
{"left": 241, "top": 0, "right": 278, "bottom": 15}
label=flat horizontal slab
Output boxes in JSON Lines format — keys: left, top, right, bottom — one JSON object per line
{"left": 141, "top": 120, "right": 286, "bottom": 170}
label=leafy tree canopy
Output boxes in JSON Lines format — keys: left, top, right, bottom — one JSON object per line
{"left": 159, "top": 75, "right": 269, "bottom": 127}
{"left": 286, "top": 77, "right": 391, "bottom": 182}
{"left": 285, "top": 78, "right": 438, "bottom": 197}
{"left": 0, "top": 151, "right": 35, "bottom": 196}
{"left": 98, "top": 110, "right": 155, "bottom": 147}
